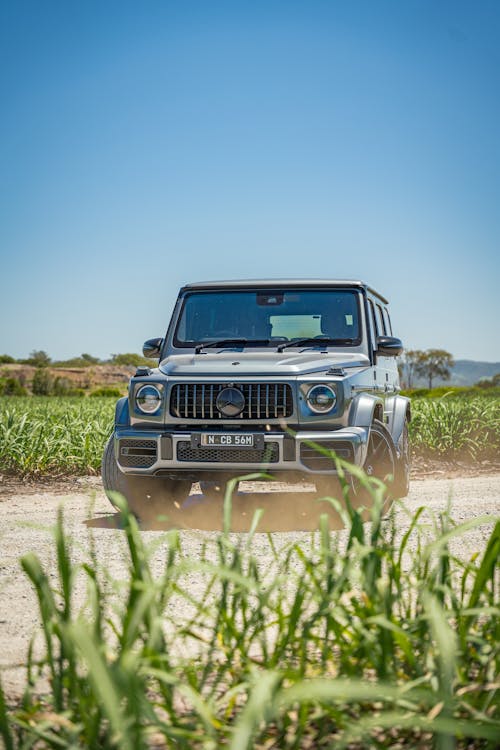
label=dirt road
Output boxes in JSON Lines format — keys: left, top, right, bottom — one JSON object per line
{"left": 1, "top": 475, "right": 499, "bottom": 699}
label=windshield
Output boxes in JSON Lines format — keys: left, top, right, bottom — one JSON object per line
{"left": 173, "top": 288, "right": 362, "bottom": 348}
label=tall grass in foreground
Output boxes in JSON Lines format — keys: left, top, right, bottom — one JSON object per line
{"left": 1, "top": 394, "right": 499, "bottom": 477}
{"left": 1, "top": 471, "right": 498, "bottom": 749}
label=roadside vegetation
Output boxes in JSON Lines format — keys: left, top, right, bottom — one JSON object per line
{"left": 0, "top": 474, "right": 498, "bottom": 749}
{"left": 0, "top": 350, "right": 151, "bottom": 369}
{"left": 0, "top": 398, "right": 115, "bottom": 476}
{"left": 409, "top": 395, "right": 500, "bottom": 462}
{"left": 0, "top": 350, "right": 148, "bottom": 399}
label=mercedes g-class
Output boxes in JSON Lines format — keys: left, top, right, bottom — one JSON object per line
{"left": 102, "top": 279, "right": 410, "bottom": 516}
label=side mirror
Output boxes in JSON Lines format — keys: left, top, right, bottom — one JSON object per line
{"left": 376, "top": 336, "right": 403, "bottom": 357}
{"left": 143, "top": 337, "right": 164, "bottom": 359}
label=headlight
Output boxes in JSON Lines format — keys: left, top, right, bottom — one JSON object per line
{"left": 136, "top": 384, "right": 162, "bottom": 414}
{"left": 306, "top": 384, "right": 337, "bottom": 414}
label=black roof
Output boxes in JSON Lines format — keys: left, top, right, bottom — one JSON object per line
{"left": 180, "top": 279, "right": 389, "bottom": 304}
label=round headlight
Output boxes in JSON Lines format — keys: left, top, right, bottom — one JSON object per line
{"left": 306, "top": 384, "right": 337, "bottom": 414}
{"left": 136, "top": 384, "right": 162, "bottom": 414}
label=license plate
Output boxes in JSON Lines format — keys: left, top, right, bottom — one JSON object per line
{"left": 194, "top": 433, "right": 259, "bottom": 448}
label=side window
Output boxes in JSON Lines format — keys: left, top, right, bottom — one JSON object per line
{"left": 382, "top": 307, "right": 393, "bottom": 336}
{"left": 368, "top": 299, "right": 378, "bottom": 343}
{"left": 375, "top": 304, "right": 386, "bottom": 335}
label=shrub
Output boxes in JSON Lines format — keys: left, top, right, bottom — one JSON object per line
{"left": 53, "top": 353, "right": 101, "bottom": 368}
{"left": 31, "top": 368, "right": 53, "bottom": 395}
{"left": 110, "top": 352, "right": 151, "bottom": 366}
{"left": 0, "top": 377, "right": 27, "bottom": 396}
{"left": 90, "top": 386, "right": 124, "bottom": 398}
{"left": 53, "top": 377, "right": 85, "bottom": 397}
{"left": 24, "top": 350, "right": 51, "bottom": 367}
{"left": 0, "top": 354, "right": 15, "bottom": 364}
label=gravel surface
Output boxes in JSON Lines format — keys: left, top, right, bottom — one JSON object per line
{"left": 1, "top": 474, "right": 499, "bottom": 699}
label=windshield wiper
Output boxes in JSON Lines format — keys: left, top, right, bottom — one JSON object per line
{"left": 195, "top": 339, "right": 270, "bottom": 354}
{"left": 277, "top": 337, "right": 354, "bottom": 353}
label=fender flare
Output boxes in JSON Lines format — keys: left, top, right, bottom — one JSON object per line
{"left": 385, "top": 395, "right": 411, "bottom": 449}
{"left": 348, "top": 393, "right": 385, "bottom": 428}
{"left": 114, "top": 396, "right": 130, "bottom": 428}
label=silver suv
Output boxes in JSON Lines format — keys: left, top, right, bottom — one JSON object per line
{"left": 102, "top": 279, "right": 410, "bottom": 515}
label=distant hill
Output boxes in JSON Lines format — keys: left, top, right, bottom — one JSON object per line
{"left": 413, "top": 359, "right": 500, "bottom": 387}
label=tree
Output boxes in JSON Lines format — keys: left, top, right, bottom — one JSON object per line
{"left": 414, "top": 349, "right": 455, "bottom": 389}
{"left": 399, "top": 349, "right": 425, "bottom": 389}
{"left": 0, "top": 354, "right": 15, "bottom": 364}
{"left": 476, "top": 372, "right": 500, "bottom": 388}
{"left": 28, "top": 350, "right": 51, "bottom": 367}
{"left": 81, "top": 353, "right": 99, "bottom": 364}
{"left": 32, "top": 368, "right": 53, "bottom": 395}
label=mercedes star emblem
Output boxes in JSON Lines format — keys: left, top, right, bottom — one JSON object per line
{"left": 216, "top": 387, "right": 246, "bottom": 417}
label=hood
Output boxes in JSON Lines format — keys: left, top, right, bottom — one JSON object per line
{"left": 159, "top": 350, "right": 370, "bottom": 378}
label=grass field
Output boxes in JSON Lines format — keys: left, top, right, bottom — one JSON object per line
{"left": 409, "top": 396, "right": 500, "bottom": 461}
{"left": 0, "top": 394, "right": 499, "bottom": 477}
{"left": 0, "top": 397, "right": 115, "bottom": 476}
{"left": 0, "top": 483, "right": 498, "bottom": 748}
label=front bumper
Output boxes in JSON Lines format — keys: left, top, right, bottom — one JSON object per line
{"left": 114, "top": 427, "right": 370, "bottom": 477}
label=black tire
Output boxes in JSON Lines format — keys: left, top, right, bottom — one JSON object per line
{"left": 315, "top": 419, "right": 397, "bottom": 509}
{"left": 363, "top": 419, "right": 397, "bottom": 486}
{"left": 101, "top": 436, "right": 134, "bottom": 507}
{"left": 101, "top": 436, "right": 192, "bottom": 518}
{"left": 359, "top": 419, "right": 398, "bottom": 512}
{"left": 393, "top": 420, "right": 411, "bottom": 498}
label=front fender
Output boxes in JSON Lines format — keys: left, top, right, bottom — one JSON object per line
{"left": 348, "top": 393, "right": 385, "bottom": 428}
{"left": 114, "top": 397, "right": 130, "bottom": 428}
{"left": 385, "top": 395, "right": 411, "bottom": 448}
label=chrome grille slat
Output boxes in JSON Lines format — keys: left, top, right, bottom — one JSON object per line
{"left": 170, "top": 383, "right": 293, "bottom": 420}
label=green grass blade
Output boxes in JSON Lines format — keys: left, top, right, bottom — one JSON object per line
{"left": 0, "top": 675, "right": 14, "bottom": 750}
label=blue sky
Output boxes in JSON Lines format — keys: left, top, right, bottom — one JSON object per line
{"left": 1, "top": 0, "right": 499, "bottom": 362}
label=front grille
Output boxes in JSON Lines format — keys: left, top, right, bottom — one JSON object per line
{"left": 300, "top": 441, "right": 354, "bottom": 471}
{"left": 177, "top": 440, "right": 280, "bottom": 463}
{"left": 170, "top": 383, "right": 293, "bottom": 420}
{"left": 118, "top": 439, "right": 157, "bottom": 468}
